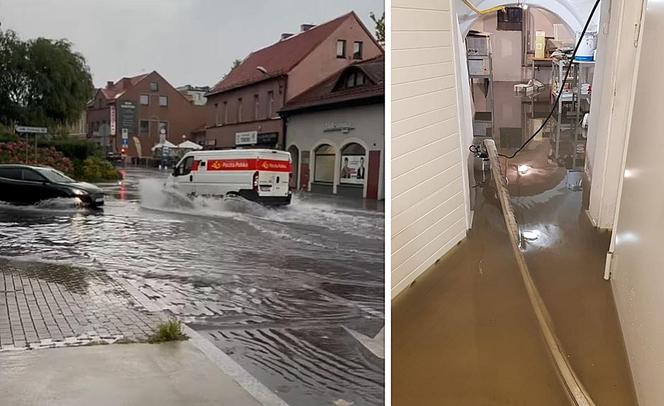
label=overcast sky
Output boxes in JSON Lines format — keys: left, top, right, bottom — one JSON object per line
{"left": 0, "top": 0, "right": 384, "bottom": 88}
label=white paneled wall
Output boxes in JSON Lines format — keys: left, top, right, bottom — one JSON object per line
{"left": 392, "top": 0, "right": 469, "bottom": 297}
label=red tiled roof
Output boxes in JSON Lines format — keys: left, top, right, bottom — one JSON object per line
{"left": 207, "top": 12, "right": 355, "bottom": 96}
{"left": 280, "top": 56, "right": 384, "bottom": 113}
{"left": 99, "top": 73, "right": 150, "bottom": 100}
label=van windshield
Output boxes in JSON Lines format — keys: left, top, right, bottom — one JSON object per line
{"left": 38, "top": 168, "right": 76, "bottom": 184}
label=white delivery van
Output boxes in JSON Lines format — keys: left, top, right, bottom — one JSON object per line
{"left": 168, "top": 149, "right": 293, "bottom": 205}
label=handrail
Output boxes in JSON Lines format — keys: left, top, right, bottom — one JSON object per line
{"left": 462, "top": 0, "right": 506, "bottom": 15}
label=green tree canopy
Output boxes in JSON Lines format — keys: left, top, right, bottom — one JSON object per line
{"left": 370, "top": 12, "right": 385, "bottom": 44}
{"left": 0, "top": 27, "right": 93, "bottom": 128}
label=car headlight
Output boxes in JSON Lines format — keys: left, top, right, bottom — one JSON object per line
{"left": 71, "top": 189, "right": 87, "bottom": 196}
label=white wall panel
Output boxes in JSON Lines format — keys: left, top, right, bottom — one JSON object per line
{"left": 392, "top": 0, "right": 469, "bottom": 298}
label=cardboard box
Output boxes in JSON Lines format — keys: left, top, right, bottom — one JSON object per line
{"left": 535, "top": 31, "right": 546, "bottom": 59}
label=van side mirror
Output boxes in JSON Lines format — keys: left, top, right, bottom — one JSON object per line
{"left": 172, "top": 167, "right": 179, "bottom": 176}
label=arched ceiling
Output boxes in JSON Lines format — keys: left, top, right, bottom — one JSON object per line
{"left": 456, "top": 0, "right": 599, "bottom": 34}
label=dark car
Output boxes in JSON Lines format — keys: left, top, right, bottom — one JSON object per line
{"left": 106, "top": 151, "right": 122, "bottom": 163}
{"left": 0, "top": 164, "right": 104, "bottom": 208}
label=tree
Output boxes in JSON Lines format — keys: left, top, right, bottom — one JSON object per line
{"left": 0, "top": 27, "right": 93, "bottom": 128}
{"left": 223, "top": 59, "right": 243, "bottom": 79}
{"left": 370, "top": 12, "right": 385, "bottom": 44}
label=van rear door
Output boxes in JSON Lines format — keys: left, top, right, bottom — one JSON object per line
{"left": 256, "top": 152, "right": 291, "bottom": 198}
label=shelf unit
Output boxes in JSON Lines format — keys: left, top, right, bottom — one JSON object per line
{"left": 550, "top": 58, "right": 594, "bottom": 169}
{"left": 466, "top": 32, "right": 495, "bottom": 138}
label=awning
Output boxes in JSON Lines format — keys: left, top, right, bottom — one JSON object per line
{"left": 151, "top": 140, "right": 177, "bottom": 152}
{"left": 177, "top": 140, "right": 203, "bottom": 150}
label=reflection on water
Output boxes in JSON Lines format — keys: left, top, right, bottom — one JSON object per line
{"left": 0, "top": 169, "right": 384, "bottom": 406}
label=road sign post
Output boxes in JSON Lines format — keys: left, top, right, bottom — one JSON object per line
{"left": 15, "top": 125, "right": 48, "bottom": 164}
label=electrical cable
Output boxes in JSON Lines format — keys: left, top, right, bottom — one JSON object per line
{"left": 493, "top": 0, "right": 601, "bottom": 160}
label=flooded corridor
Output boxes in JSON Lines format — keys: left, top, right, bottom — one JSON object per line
{"left": 392, "top": 83, "right": 637, "bottom": 405}
{"left": 0, "top": 168, "right": 385, "bottom": 406}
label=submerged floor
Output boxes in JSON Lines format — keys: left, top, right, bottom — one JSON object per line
{"left": 392, "top": 82, "right": 637, "bottom": 405}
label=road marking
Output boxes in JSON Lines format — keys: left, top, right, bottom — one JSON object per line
{"left": 343, "top": 326, "right": 384, "bottom": 359}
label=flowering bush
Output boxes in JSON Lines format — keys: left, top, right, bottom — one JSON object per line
{"left": 0, "top": 141, "right": 74, "bottom": 175}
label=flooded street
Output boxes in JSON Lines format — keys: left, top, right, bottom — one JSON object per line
{"left": 0, "top": 168, "right": 385, "bottom": 406}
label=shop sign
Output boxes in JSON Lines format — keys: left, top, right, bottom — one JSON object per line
{"left": 324, "top": 122, "right": 354, "bottom": 134}
{"left": 118, "top": 101, "right": 137, "bottom": 135}
{"left": 257, "top": 132, "right": 278, "bottom": 145}
{"left": 109, "top": 105, "right": 116, "bottom": 135}
{"left": 236, "top": 131, "right": 258, "bottom": 145}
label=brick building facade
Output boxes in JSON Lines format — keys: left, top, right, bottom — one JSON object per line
{"left": 201, "top": 11, "right": 383, "bottom": 150}
{"left": 87, "top": 71, "right": 206, "bottom": 158}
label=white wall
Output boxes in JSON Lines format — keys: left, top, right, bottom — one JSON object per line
{"left": 530, "top": 8, "right": 574, "bottom": 44}
{"left": 284, "top": 103, "right": 385, "bottom": 199}
{"left": 610, "top": 2, "right": 664, "bottom": 404}
{"left": 586, "top": 0, "right": 644, "bottom": 230}
{"left": 392, "top": 0, "right": 470, "bottom": 298}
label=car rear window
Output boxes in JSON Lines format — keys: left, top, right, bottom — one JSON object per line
{"left": 0, "top": 168, "right": 20, "bottom": 180}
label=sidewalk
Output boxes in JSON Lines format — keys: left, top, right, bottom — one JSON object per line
{"left": 0, "top": 341, "right": 261, "bottom": 406}
{"left": 0, "top": 259, "right": 265, "bottom": 406}
{"left": 0, "top": 259, "right": 162, "bottom": 349}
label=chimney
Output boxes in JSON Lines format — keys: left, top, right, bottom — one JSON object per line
{"left": 106, "top": 81, "right": 114, "bottom": 89}
{"left": 280, "top": 33, "right": 294, "bottom": 40}
{"left": 300, "top": 24, "right": 315, "bottom": 32}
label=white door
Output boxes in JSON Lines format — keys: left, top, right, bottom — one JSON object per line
{"left": 609, "top": 1, "right": 664, "bottom": 403}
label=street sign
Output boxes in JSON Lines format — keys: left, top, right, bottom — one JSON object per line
{"left": 122, "top": 128, "right": 129, "bottom": 140}
{"left": 122, "top": 138, "right": 129, "bottom": 147}
{"left": 15, "top": 126, "right": 47, "bottom": 134}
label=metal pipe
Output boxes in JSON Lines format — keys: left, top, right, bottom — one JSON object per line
{"left": 483, "top": 139, "right": 595, "bottom": 406}
{"left": 462, "top": 0, "right": 505, "bottom": 15}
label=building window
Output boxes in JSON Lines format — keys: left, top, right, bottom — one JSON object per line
{"left": 340, "top": 143, "right": 367, "bottom": 184}
{"left": 267, "top": 91, "right": 274, "bottom": 118}
{"left": 150, "top": 82, "right": 159, "bottom": 92}
{"left": 333, "top": 71, "right": 368, "bottom": 91}
{"left": 214, "top": 103, "right": 220, "bottom": 125}
{"left": 353, "top": 41, "right": 363, "bottom": 59}
{"left": 140, "top": 95, "right": 149, "bottom": 105}
{"left": 159, "top": 96, "right": 168, "bottom": 106}
{"left": 223, "top": 101, "right": 228, "bottom": 124}
{"left": 139, "top": 120, "right": 149, "bottom": 136}
{"left": 336, "top": 40, "right": 346, "bottom": 58}
{"left": 159, "top": 121, "right": 168, "bottom": 137}
{"left": 254, "top": 94, "right": 260, "bottom": 120}
{"left": 237, "top": 98, "right": 243, "bottom": 122}
{"left": 314, "top": 144, "right": 336, "bottom": 183}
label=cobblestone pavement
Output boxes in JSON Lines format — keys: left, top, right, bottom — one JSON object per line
{"left": 0, "top": 259, "right": 163, "bottom": 351}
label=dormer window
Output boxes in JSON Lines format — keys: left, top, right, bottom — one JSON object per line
{"left": 335, "top": 70, "right": 369, "bottom": 91}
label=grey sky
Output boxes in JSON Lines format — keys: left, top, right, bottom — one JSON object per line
{"left": 0, "top": 0, "right": 384, "bottom": 88}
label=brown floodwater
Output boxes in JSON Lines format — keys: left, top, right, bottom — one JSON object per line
{"left": 392, "top": 82, "right": 637, "bottom": 405}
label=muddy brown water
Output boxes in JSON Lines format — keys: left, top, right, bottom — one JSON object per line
{"left": 392, "top": 83, "right": 637, "bottom": 405}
